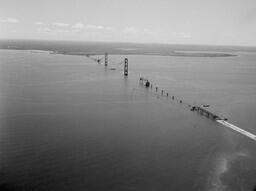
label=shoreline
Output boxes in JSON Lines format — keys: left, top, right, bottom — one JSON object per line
{"left": 0, "top": 48, "right": 237, "bottom": 58}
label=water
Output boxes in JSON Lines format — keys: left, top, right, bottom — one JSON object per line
{"left": 0, "top": 43, "right": 256, "bottom": 191}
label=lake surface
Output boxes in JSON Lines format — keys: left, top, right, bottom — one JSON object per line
{"left": 0, "top": 46, "right": 256, "bottom": 190}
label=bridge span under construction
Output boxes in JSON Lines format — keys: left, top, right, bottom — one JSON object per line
{"left": 139, "top": 77, "right": 256, "bottom": 142}
{"left": 85, "top": 53, "right": 256, "bottom": 143}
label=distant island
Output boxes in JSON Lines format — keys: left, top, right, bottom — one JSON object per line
{"left": 172, "top": 51, "right": 236, "bottom": 57}
{"left": 50, "top": 50, "right": 236, "bottom": 57}
{"left": 0, "top": 39, "right": 242, "bottom": 57}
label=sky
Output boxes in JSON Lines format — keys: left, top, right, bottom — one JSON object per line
{"left": 0, "top": 0, "right": 256, "bottom": 46}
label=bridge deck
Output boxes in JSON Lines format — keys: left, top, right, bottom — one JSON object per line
{"left": 192, "top": 106, "right": 221, "bottom": 120}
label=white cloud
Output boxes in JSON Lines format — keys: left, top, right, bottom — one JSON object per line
{"left": 84, "top": 25, "right": 116, "bottom": 32}
{"left": 85, "top": 25, "right": 104, "bottom": 30}
{"left": 123, "top": 26, "right": 138, "bottom": 34}
{"left": 37, "top": 27, "right": 72, "bottom": 35}
{"left": 35, "top": 21, "right": 44, "bottom": 25}
{"left": 56, "top": 29, "right": 70, "bottom": 33}
{"left": 72, "top": 23, "right": 85, "bottom": 29}
{"left": 122, "top": 26, "right": 158, "bottom": 37}
{"left": 37, "top": 27, "right": 52, "bottom": 33}
{"left": 142, "top": 28, "right": 157, "bottom": 35}
{"left": 52, "top": 22, "right": 69, "bottom": 27}
{"left": 105, "top": 26, "right": 115, "bottom": 31}
{"left": 0, "top": 17, "right": 19, "bottom": 23}
{"left": 70, "top": 23, "right": 116, "bottom": 33}
{"left": 171, "top": 32, "right": 191, "bottom": 38}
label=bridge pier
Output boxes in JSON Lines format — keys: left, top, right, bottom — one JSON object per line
{"left": 124, "top": 58, "right": 128, "bottom": 76}
{"left": 105, "top": 52, "right": 108, "bottom": 67}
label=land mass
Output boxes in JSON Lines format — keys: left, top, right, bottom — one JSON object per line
{"left": 0, "top": 39, "right": 239, "bottom": 57}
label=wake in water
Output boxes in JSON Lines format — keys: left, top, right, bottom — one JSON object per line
{"left": 216, "top": 120, "right": 256, "bottom": 141}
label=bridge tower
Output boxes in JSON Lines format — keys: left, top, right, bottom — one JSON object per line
{"left": 105, "top": 52, "right": 108, "bottom": 67}
{"left": 124, "top": 58, "right": 128, "bottom": 76}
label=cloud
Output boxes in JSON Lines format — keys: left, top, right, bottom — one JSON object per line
{"left": 123, "top": 26, "right": 138, "bottom": 34}
{"left": 84, "top": 25, "right": 115, "bottom": 31}
{"left": 171, "top": 32, "right": 191, "bottom": 38}
{"left": 35, "top": 21, "right": 44, "bottom": 25}
{"left": 0, "top": 17, "right": 19, "bottom": 23}
{"left": 70, "top": 23, "right": 116, "bottom": 33}
{"left": 105, "top": 26, "right": 115, "bottom": 31}
{"left": 37, "top": 27, "right": 52, "bottom": 33}
{"left": 55, "top": 29, "right": 70, "bottom": 33}
{"left": 72, "top": 23, "right": 85, "bottom": 29}
{"left": 37, "top": 27, "right": 72, "bottom": 34}
{"left": 122, "top": 26, "right": 158, "bottom": 37}
{"left": 52, "top": 22, "right": 69, "bottom": 27}
{"left": 85, "top": 25, "right": 104, "bottom": 30}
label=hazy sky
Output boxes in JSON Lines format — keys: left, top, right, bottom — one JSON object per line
{"left": 1, "top": 0, "right": 256, "bottom": 46}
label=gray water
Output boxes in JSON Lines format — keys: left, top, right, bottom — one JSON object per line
{"left": 0, "top": 49, "right": 256, "bottom": 191}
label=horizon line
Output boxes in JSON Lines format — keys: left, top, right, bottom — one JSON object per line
{"left": 0, "top": 38, "right": 256, "bottom": 48}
